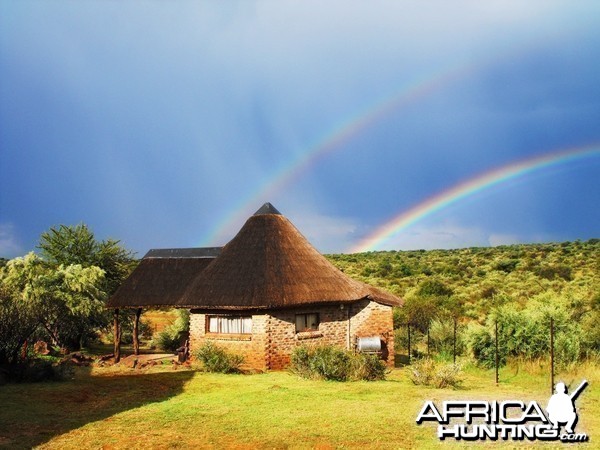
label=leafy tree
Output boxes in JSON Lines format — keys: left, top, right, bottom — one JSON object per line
{"left": 0, "top": 283, "right": 38, "bottom": 365}
{"left": 38, "top": 224, "right": 135, "bottom": 295}
{"left": 0, "top": 253, "right": 106, "bottom": 350}
{"left": 1, "top": 224, "right": 135, "bottom": 358}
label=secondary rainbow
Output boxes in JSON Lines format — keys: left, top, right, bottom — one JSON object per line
{"left": 201, "top": 40, "right": 553, "bottom": 246}
{"left": 350, "top": 144, "right": 600, "bottom": 253}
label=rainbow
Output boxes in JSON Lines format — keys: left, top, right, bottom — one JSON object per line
{"left": 200, "top": 39, "right": 552, "bottom": 246}
{"left": 349, "top": 144, "right": 600, "bottom": 253}
{"left": 201, "top": 64, "right": 471, "bottom": 245}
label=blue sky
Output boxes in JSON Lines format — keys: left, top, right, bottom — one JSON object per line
{"left": 1, "top": 1, "right": 599, "bottom": 258}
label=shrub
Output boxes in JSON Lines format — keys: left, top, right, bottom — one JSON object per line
{"left": 352, "top": 353, "right": 387, "bottom": 381}
{"left": 308, "top": 346, "right": 352, "bottom": 381}
{"left": 193, "top": 342, "right": 244, "bottom": 373}
{"left": 493, "top": 259, "right": 519, "bottom": 273}
{"left": 151, "top": 310, "right": 189, "bottom": 352}
{"left": 409, "top": 358, "right": 463, "bottom": 389}
{"left": 290, "top": 345, "right": 387, "bottom": 381}
{"left": 468, "top": 297, "right": 583, "bottom": 369}
{"left": 153, "top": 331, "right": 182, "bottom": 352}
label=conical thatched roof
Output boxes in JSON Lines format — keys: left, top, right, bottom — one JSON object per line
{"left": 107, "top": 248, "right": 221, "bottom": 308}
{"left": 177, "top": 205, "right": 401, "bottom": 309}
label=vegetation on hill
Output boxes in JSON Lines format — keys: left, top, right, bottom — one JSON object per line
{"left": 327, "top": 239, "right": 599, "bottom": 365}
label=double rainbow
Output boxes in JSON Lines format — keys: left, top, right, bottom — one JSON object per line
{"left": 349, "top": 144, "right": 600, "bottom": 253}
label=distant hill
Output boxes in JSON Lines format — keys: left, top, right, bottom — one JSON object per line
{"left": 326, "top": 239, "right": 599, "bottom": 320}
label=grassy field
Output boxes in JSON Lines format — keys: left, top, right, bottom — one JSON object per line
{"left": 0, "top": 359, "right": 598, "bottom": 449}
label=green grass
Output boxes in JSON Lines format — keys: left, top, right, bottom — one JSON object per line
{"left": 0, "top": 362, "right": 598, "bottom": 449}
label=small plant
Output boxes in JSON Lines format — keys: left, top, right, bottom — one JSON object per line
{"left": 352, "top": 353, "right": 387, "bottom": 381}
{"left": 309, "top": 345, "right": 352, "bottom": 381}
{"left": 153, "top": 330, "right": 182, "bottom": 352}
{"left": 193, "top": 342, "right": 244, "bottom": 373}
{"left": 290, "top": 345, "right": 387, "bottom": 381}
{"left": 409, "top": 358, "right": 463, "bottom": 389}
{"left": 151, "top": 310, "right": 190, "bottom": 352}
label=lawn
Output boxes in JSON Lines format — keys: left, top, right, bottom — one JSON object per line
{"left": 0, "top": 361, "right": 598, "bottom": 449}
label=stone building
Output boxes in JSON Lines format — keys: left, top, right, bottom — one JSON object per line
{"left": 108, "top": 203, "right": 402, "bottom": 370}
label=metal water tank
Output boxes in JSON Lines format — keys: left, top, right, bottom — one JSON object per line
{"left": 357, "top": 336, "right": 382, "bottom": 353}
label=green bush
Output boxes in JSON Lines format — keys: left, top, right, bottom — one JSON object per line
{"left": 429, "top": 318, "right": 465, "bottom": 358}
{"left": 469, "top": 296, "right": 583, "bottom": 369}
{"left": 409, "top": 358, "right": 462, "bottom": 388}
{"left": 309, "top": 346, "right": 351, "bottom": 381}
{"left": 193, "top": 342, "right": 244, "bottom": 373}
{"left": 352, "top": 353, "right": 387, "bottom": 381}
{"left": 153, "top": 330, "right": 182, "bottom": 352}
{"left": 290, "top": 345, "right": 387, "bottom": 381}
{"left": 151, "top": 310, "right": 189, "bottom": 352}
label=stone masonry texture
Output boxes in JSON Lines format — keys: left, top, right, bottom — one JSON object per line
{"left": 189, "top": 300, "right": 394, "bottom": 371}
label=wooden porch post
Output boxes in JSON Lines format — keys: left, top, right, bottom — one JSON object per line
{"left": 114, "top": 308, "right": 121, "bottom": 363}
{"left": 133, "top": 307, "right": 142, "bottom": 356}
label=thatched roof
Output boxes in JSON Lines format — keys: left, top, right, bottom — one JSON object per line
{"left": 106, "top": 248, "right": 221, "bottom": 308}
{"left": 176, "top": 204, "right": 401, "bottom": 309}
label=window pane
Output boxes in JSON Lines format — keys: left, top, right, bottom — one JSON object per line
{"left": 241, "top": 317, "right": 252, "bottom": 333}
{"left": 208, "top": 316, "right": 219, "bottom": 333}
{"left": 230, "top": 317, "right": 241, "bottom": 333}
{"left": 295, "top": 313, "right": 319, "bottom": 332}
{"left": 296, "top": 315, "right": 305, "bottom": 333}
{"left": 207, "top": 315, "right": 252, "bottom": 334}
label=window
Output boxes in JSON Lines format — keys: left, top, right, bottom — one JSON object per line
{"left": 295, "top": 313, "right": 319, "bottom": 333}
{"left": 207, "top": 315, "right": 252, "bottom": 334}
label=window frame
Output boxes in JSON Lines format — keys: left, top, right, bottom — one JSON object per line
{"left": 295, "top": 313, "right": 320, "bottom": 333}
{"left": 206, "top": 315, "right": 253, "bottom": 335}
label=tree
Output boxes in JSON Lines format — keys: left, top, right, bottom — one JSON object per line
{"left": 38, "top": 224, "right": 135, "bottom": 295}
{"left": 0, "top": 253, "right": 106, "bottom": 351}
{"left": 1, "top": 224, "right": 135, "bottom": 356}
{"left": 0, "top": 283, "right": 38, "bottom": 365}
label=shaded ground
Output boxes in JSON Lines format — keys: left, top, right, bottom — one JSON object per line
{"left": 0, "top": 366, "right": 194, "bottom": 449}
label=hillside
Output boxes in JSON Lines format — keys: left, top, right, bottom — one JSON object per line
{"left": 327, "top": 239, "right": 599, "bottom": 322}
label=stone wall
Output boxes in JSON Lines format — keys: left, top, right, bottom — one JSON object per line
{"left": 188, "top": 300, "right": 395, "bottom": 371}
{"left": 349, "top": 300, "right": 395, "bottom": 366}
{"left": 189, "top": 310, "right": 268, "bottom": 371}
{"left": 267, "top": 304, "right": 349, "bottom": 370}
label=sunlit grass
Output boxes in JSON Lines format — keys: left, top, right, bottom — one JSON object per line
{"left": 1, "top": 362, "right": 598, "bottom": 449}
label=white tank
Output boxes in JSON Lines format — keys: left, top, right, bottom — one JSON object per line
{"left": 357, "top": 336, "right": 382, "bottom": 352}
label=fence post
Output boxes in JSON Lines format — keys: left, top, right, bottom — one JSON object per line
{"left": 495, "top": 320, "right": 499, "bottom": 386}
{"left": 453, "top": 318, "right": 457, "bottom": 365}
{"left": 427, "top": 323, "right": 430, "bottom": 357}
{"left": 407, "top": 323, "right": 411, "bottom": 365}
{"left": 550, "top": 317, "right": 555, "bottom": 395}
